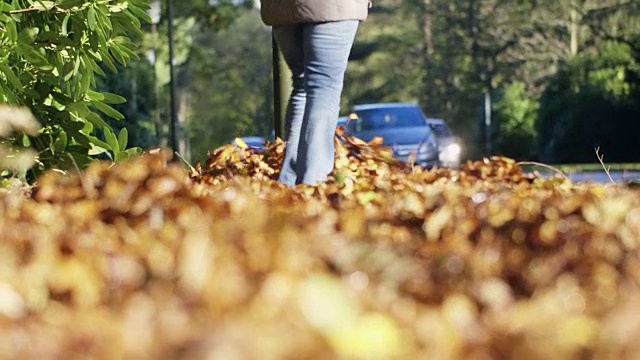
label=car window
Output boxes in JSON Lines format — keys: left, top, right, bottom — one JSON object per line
{"left": 354, "top": 107, "right": 426, "bottom": 130}
{"left": 429, "top": 123, "right": 452, "bottom": 137}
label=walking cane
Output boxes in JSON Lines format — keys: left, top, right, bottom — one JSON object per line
{"left": 272, "top": 34, "right": 291, "bottom": 140}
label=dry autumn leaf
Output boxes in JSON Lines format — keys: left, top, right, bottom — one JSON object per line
{"left": 0, "top": 135, "right": 639, "bottom": 359}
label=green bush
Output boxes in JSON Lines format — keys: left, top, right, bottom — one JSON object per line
{"left": 536, "top": 43, "right": 640, "bottom": 163}
{"left": 493, "top": 81, "right": 539, "bottom": 160}
{"left": 0, "top": 0, "right": 149, "bottom": 179}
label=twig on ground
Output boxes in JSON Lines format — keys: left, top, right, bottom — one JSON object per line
{"left": 516, "top": 161, "right": 570, "bottom": 181}
{"left": 174, "top": 151, "right": 198, "bottom": 177}
{"left": 595, "top": 146, "right": 616, "bottom": 184}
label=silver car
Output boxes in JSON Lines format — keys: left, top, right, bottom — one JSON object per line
{"left": 426, "top": 118, "right": 462, "bottom": 169}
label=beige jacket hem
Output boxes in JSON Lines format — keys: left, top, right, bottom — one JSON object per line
{"left": 261, "top": 0, "right": 369, "bottom": 27}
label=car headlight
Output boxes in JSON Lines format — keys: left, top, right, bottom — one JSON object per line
{"left": 444, "top": 143, "right": 461, "bottom": 157}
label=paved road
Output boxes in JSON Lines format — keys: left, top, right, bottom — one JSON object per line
{"left": 539, "top": 170, "right": 640, "bottom": 184}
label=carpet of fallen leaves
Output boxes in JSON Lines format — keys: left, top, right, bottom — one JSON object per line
{"left": 2, "top": 129, "right": 640, "bottom": 359}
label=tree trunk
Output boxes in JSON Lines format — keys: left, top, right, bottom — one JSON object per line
{"left": 418, "top": 0, "right": 436, "bottom": 114}
{"left": 468, "top": 0, "right": 482, "bottom": 80}
{"left": 177, "top": 90, "right": 191, "bottom": 161}
{"left": 570, "top": 0, "right": 580, "bottom": 56}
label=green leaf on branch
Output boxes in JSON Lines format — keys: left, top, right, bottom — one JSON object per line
{"left": 86, "top": 135, "right": 112, "bottom": 152}
{"left": 115, "top": 147, "right": 141, "bottom": 162}
{"left": 53, "top": 130, "right": 68, "bottom": 154}
{"left": 103, "top": 126, "right": 119, "bottom": 154}
{"left": 32, "top": 1, "right": 55, "bottom": 11}
{"left": 85, "top": 111, "right": 110, "bottom": 129}
{"left": 99, "top": 49, "right": 118, "bottom": 73}
{"left": 61, "top": 14, "right": 71, "bottom": 36}
{"left": 127, "top": 4, "right": 152, "bottom": 24}
{"left": 121, "top": 10, "right": 142, "bottom": 30}
{"left": 87, "top": 6, "right": 97, "bottom": 31}
{"left": 110, "top": 45, "right": 128, "bottom": 66}
{"left": 79, "top": 73, "right": 92, "bottom": 94}
{"left": 101, "top": 92, "right": 126, "bottom": 105}
{"left": 50, "top": 91, "right": 73, "bottom": 105}
{"left": 117, "top": 127, "right": 128, "bottom": 151}
{"left": 83, "top": 53, "right": 105, "bottom": 76}
{"left": 86, "top": 89, "right": 104, "bottom": 101}
{"left": 98, "top": 5, "right": 113, "bottom": 31}
{"left": 16, "top": 44, "right": 49, "bottom": 68}
{"left": 5, "top": 18, "right": 18, "bottom": 42}
{"left": 56, "top": 0, "right": 85, "bottom": 9}
{"left": 0, "top": 63, "right": 22, "bottom": 89}
{"left": 18, "top": 27, "right": 39, "bottom": 43}
{"left": 93, "top": 100, "right": 124, "bottom": 120}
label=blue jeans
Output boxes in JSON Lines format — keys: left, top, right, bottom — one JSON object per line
{"left": 274, "top": 20, "right": 359, "bottom": 186}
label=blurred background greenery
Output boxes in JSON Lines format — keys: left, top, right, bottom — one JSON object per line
{"left": 100, "top": 0, "right": 640, "bottom": 165}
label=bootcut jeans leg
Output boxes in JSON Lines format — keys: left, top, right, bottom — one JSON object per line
{"left": 273, "top": 20, "right": 359, "bottom": 185}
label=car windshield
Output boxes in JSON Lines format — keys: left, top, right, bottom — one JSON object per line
{"left": 429, "top": 123, "right": 452, "bottom": 137}
{"left": 353, "top": 107, "right": 426, "bottom": 130}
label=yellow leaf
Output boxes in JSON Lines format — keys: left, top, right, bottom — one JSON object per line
{"left": 368, "top": 136, "right": 384, "bottom": 147}
{"left": 234, "top": 137, "right": 248, "bottom": 149}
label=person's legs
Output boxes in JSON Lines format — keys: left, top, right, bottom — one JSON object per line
{"left": 274, "top": 20, "right": 359, "bottom": 186}
{"left": 273, "top": 25, "right": 306, "bottom": 186}
{"left": 296, "top": 20, "right": 359, "bottom": 184}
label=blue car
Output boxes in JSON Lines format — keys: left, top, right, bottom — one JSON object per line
{"left": 344, "top": 102, "right": 440, "bottom": 167}
{"left": 233, "top": 136, "right": 267, "bottom": 151}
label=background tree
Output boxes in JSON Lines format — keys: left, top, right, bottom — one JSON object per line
{"left": 537, "top": 42, "right": 640, "bottom": 163}
{"left": 185, "top": 10, "right": 273, "bottom": 163}
{"left": 142, "top": 0, "right": 254, "bottom": 160}
{"left": 493, "top": 81, "right": 538, "bottom": 160}
{"left": 369, "top": 0, "right": 640, "bottom": 162}
{"left": 531, "top": 0, "right": 640, "bottom": 162}
{"left": 343, "top": 0, "right": 423, "bottom": 106}
{"left": 347, "top": 0, "right": 538, "bottom": 158}
{"left": 130, "top": 0, "right": 640, "bottom": 165}
{"left": 96, "top": 60, "right": 157, "bottom": 151}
